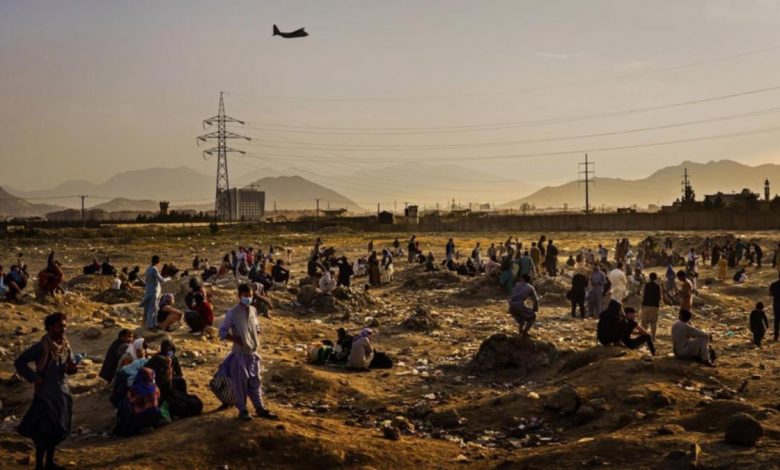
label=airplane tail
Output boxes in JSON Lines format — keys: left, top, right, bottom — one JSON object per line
{"left": 273, "top": 24, "right": 280, "bottom": 36}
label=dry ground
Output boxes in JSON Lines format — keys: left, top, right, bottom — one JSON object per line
{"left": 1, "top": 226, "right": 779, "bottom": 469}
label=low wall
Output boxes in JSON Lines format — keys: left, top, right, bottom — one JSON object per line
{"left": 278, "top": 211, "right": 780, "bottom": 233}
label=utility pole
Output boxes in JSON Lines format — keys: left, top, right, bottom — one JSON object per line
{"left": 578, "top": 153, "right": 595, "bottom": 214}
{"left": 273, "top": 201, "right": 277, "bottom": 215}
{"left": 315, "top": 199, "right": 320, "bottom": 219}
{"left": 197, "top": 92, "right": 250, "bottom": 223}
{"left": 377, "top": 202, "right": 380, "bottom": 215}
{"left": 79, "top": 195, "right": 87, "bottom": 227}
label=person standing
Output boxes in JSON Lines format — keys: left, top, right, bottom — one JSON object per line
{"left": 769, "top": 272, "right": 780, "bottom": 341}
{"left": 218, "top": 284, "right": 277, "bottom": 421}
{"left": 717, "top": 256, "right": 728, "bottom": 282}
{"left": 677, "top": 270, "right": 694, "bottom": 312}
{"left": 544, "top": 240, "right": 559, "bottom": 277}
{"left": 753, "top": 242, "right": 764, "bottom": 268}
{"left": 588, "top": 267, "right": 607, "bottom": 317}
{"left": 640, "top": 272, "right": 662, "bottom": 340}
{"left": 471, "top": 243, "right": 482, "bottom": 272}
{"left": 445, "top": 238, "right": 456, "bottom": 263}
{"left": 139, "top": 255, "right": 164, "bottom": 330}
{"left": 750, "top": 302, "right": 769, "bottom": 347}
{"left": 569, "top": 270, "right": 588, "bottom": 319}
{"left": 608, "top": 262, "right": 628, "bottom": 304}
{"left": 529, "top": 242, "right": 541, "bottom": 277}
{"left": 15, "top": 312, "right": 78, "bottom": 470}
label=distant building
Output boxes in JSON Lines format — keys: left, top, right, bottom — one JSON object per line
{"left": 321, "top": 208, "right": 347, "bottom": 219}
{"left": 159, "top": 201, "right": 170, "bottom": 216}
{"left": 378, "top": 211, "right": 395, "bottom": 224}
{"left": 217, "top": 188, "right": 265, "bottom": 221}
{"left": 403, "top": 205, "right": 419, "bottom": 224}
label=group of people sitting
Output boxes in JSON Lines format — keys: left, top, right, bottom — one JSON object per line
{"left": 306, "top": 327, "right": 392, "bottom": 370}
{"left": 99, "top": 330, "right": 203, "bottom": 437}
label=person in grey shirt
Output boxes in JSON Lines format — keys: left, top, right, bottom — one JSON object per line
{"left": 508, "top": 274, "right": 539, "bottom": 335}
{"left": 219, "top": 284, "right": 277, "bottom": 421}
{"left": 671, "top": 309, "right": 715, "bottom": 367}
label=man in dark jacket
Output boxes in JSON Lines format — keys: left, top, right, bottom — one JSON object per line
{"left": 640, "top": 272, "right": 662, "bottom": 340}
{"left": 569, "top": 271, "right": 588, "bottom": 319}
{"left": 98, "top": 329, "right": 133, "bottom": 382}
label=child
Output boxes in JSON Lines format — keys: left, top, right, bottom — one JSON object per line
{"left": 750, "top": 302, "right": 769, "bottom": 347}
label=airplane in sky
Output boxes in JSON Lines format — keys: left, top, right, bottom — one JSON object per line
{"left": 273, "top": 25, "right": 308, "bottom": 38}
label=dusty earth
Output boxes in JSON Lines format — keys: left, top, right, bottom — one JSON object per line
{"left": 1, "top": 226, "right": 780, "bottom": 469}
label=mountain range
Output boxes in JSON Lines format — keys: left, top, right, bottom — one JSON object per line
{"left": 502, "top": 160, "right": 780, "bottom": 209}
{"left": 4, "top": 160, "right": 778, "bottom": 217}
{"left": 0, "top": 187, "right": 64, "bottom": 218}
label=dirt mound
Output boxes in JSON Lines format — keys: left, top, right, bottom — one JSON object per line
{"left": 296, "top": 285, "right": 377, "bottom": 314}
{"left": 66, "top": 275, "right": 114, "bottom": 297}
{"left": 331, "top": 285, "right": 377, "bottom": 310}
{"left": 470, "top": 333, "right": 559, "bottom": 373}
{"left": 534, "top": 277, "right": 569, "bottom": 296}
{"left": 452, "top": 275, "right": 504, "bottom": 301}
{"left": 401, "top": 306, "right": 439, "bottom": 331}
{"left": 559, "top": 346, "right": 628, "bottom": 373}
{"left": 92, "top": 288, "right": 140, "bottom": 305}
{"left": 402, "top": 271, "right": 461, "bottom": 290}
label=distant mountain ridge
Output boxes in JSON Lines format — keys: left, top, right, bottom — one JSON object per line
{"left": 6, "top": 167, "right": 215, "bottom": 209}
{"left": 0, "top": 187, "right": 64, "bottom": 218}
{"left": 501, "top": 160, "right": 780, "bottom": 209}
{"left": 241, "top": 175, "right": 364, "bottom": 212}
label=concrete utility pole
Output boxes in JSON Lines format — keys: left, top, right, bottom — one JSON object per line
{"left": 578, "top": 153, "right": 595, "bottom": 214}
{"left": 79, "top": 195, "right": 87, "bottom": 227}
{"left": 197, "top": 91, "right": 250, "bottom": 223}
{"left": 316, "top": 199, "right": 320, "bottom": 219}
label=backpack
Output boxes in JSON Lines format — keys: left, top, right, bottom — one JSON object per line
{"left": 369, "top": 352, "right": 393, "bottom": 369}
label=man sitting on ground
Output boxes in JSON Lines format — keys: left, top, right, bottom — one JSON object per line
{"left": 271, "top": 260, "right": 290, "bottom": 285}
{"left": 184, "top": 293, "right": 214, "bottom": 333}
{"left": 4, "top": 264, "right": 28, "bottom": 303}
{"left": 99, "top": 329, "right": 134, "bottom": 382}
{"left": 157, "top": 294, "right": 183, "bottom": 332}
{"left": 620, "top": 307, "right": 656, "bottom": 355}
{"left": 101, "top": 257, "right": 117, "bottom": 276}
{"left": 671, "top": 309, "right": 715, "bottom": 366}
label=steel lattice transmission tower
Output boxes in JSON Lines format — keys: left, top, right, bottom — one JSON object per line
{"left": 197, "top": 92, "right": 250, "bottom": 222}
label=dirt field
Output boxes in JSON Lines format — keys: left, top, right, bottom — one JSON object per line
{"left": 1, "top": 226, "right": 780, "bottom": 469}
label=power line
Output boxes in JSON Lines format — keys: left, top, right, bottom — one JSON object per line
{"left": 231, "top": 83, "right": 780, "bottom": 134}
{"left": 235, "top": 105, "right": 780, "bottom": 151}
{"left": 223, "top": 44, "right": 780, "bottom": 102}
{"left": 239, "top": 123, "right": 780, "bottom": 164}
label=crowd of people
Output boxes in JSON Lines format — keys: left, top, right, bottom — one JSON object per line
{"left": 9, "top": 233, "right": 780, "bottom": 469}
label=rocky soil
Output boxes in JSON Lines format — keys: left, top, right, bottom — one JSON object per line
{"left": 1, "top": 227, "right": 779, "bottom": 469}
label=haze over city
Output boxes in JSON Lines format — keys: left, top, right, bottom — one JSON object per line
{"left": 3, "top": 1, "right": 780, "bottom": 208}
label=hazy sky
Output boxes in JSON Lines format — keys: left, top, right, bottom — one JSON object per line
{"left": 3, "top": 0, "right": 780, "bottom": 204}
